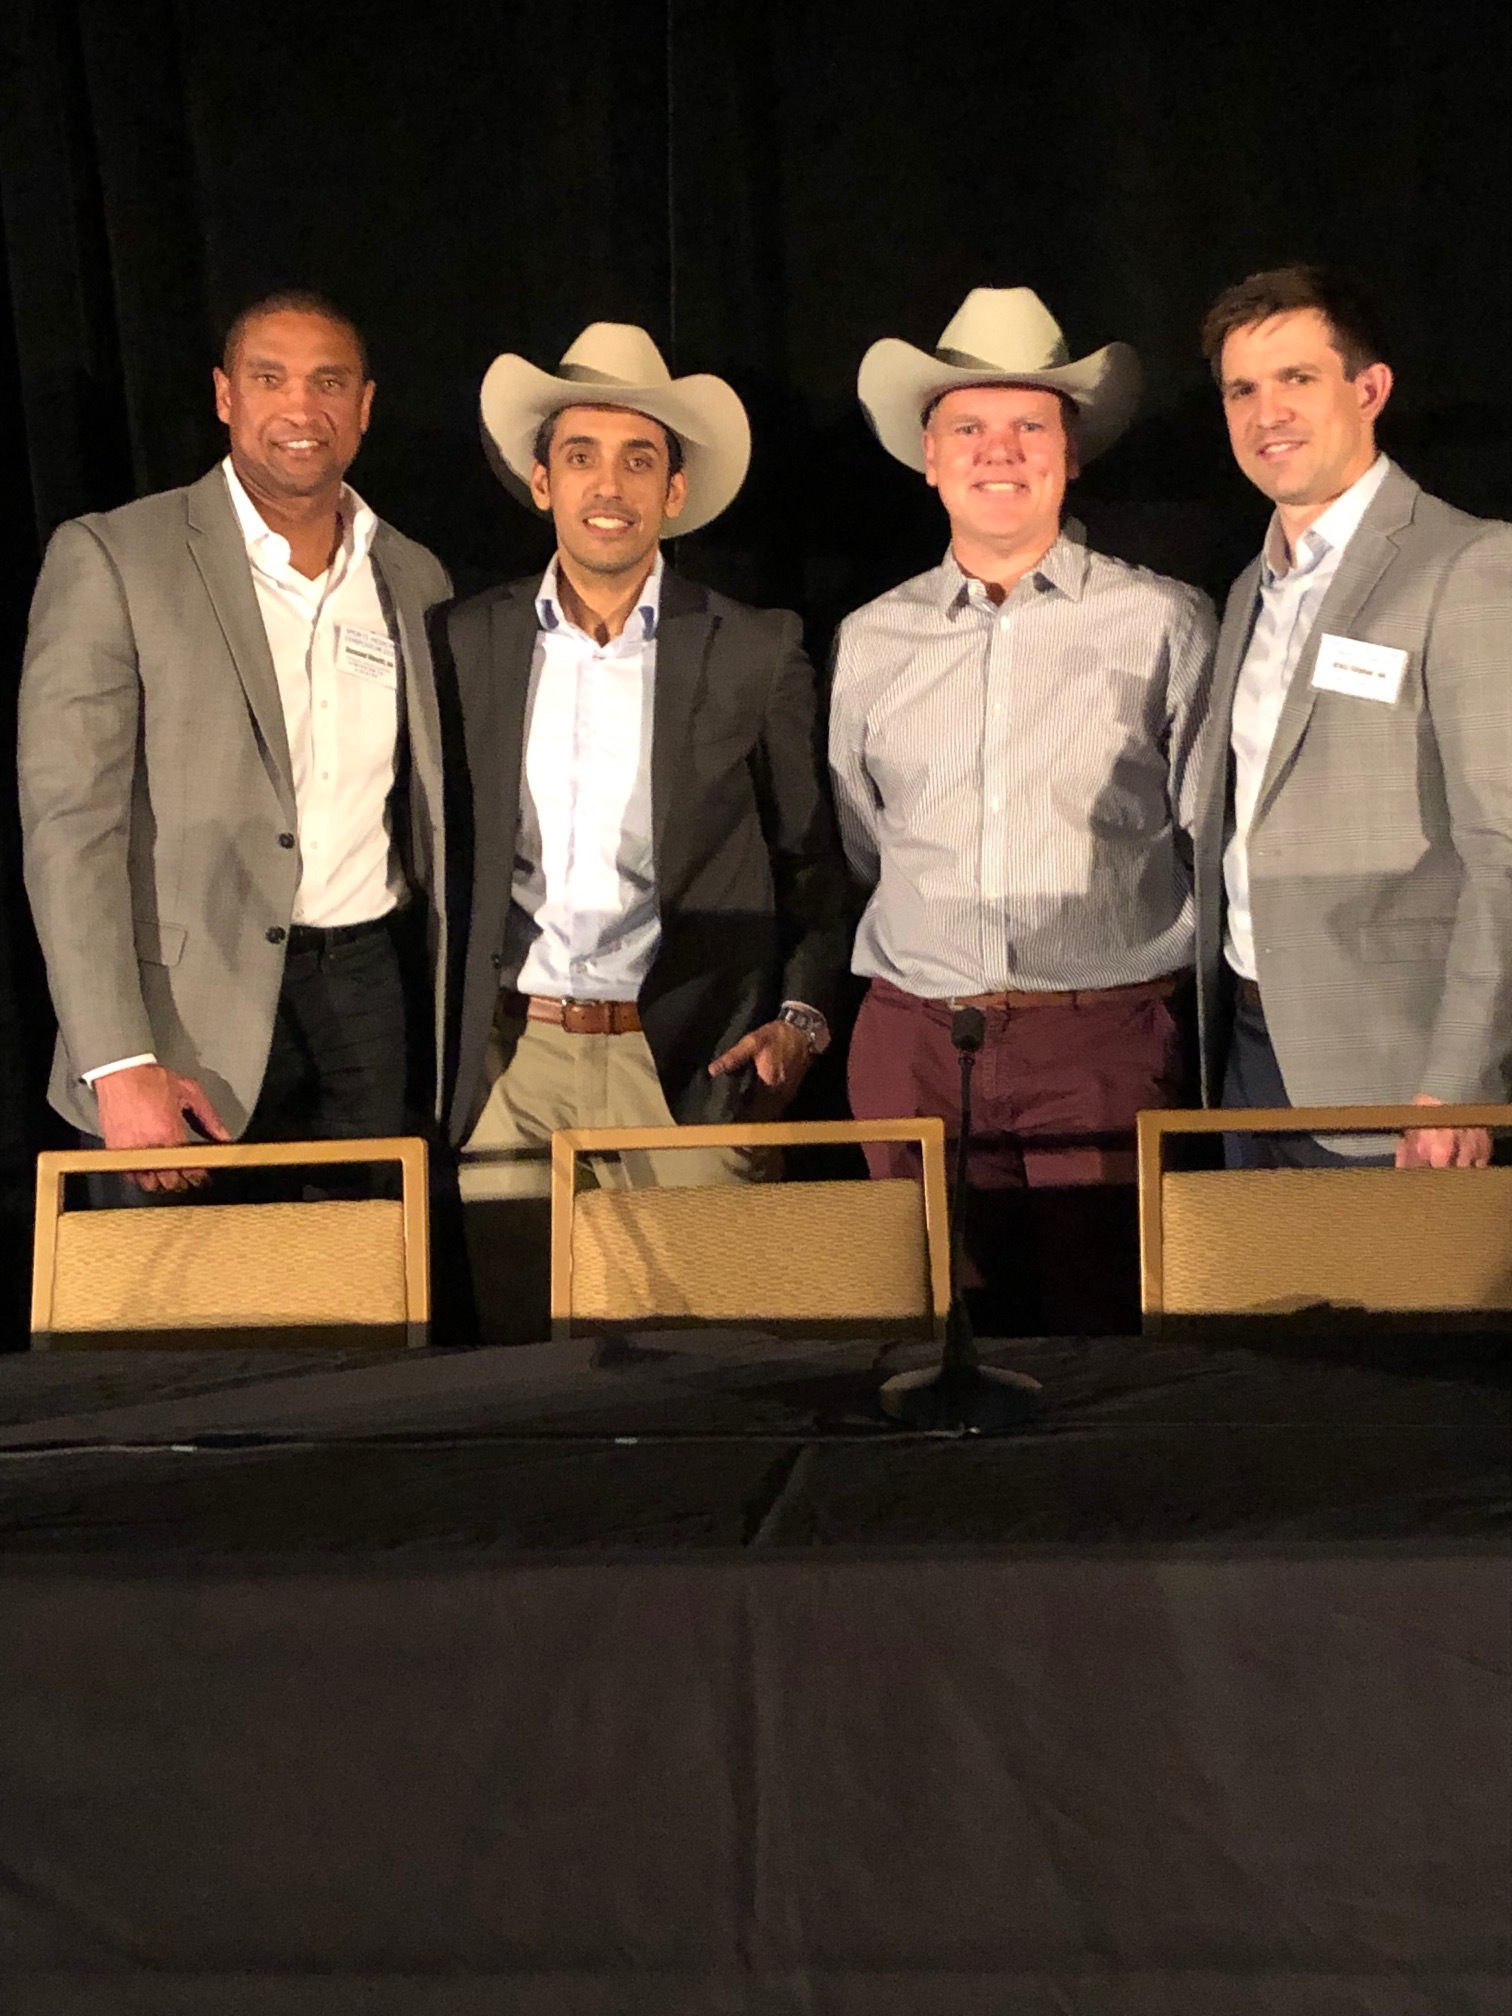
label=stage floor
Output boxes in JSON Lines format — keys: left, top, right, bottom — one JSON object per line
{"left": 1, "top": 1329, "right": 1508, "bottom": 2014}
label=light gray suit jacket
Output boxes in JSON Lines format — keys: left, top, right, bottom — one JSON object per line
{"left": 1194, "top": 461, "right": 1512, "bottom": 1110}
{"left": 19, "top": 466, "right": 451, "bottom": 1136}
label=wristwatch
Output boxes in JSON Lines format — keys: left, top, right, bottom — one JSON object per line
{"left": 777, "top": 1002, "right": 831, "bottom": 1056}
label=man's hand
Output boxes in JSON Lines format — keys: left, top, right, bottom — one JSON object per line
{"left": 708, "top": 1019, "right": 814, "bottom": 1115}
{"left": 1395, "top": 1091, "right": 1493, "bottom": 1170}
{"left": 93, "top": 1062, "right": 232, "bottom": 1192}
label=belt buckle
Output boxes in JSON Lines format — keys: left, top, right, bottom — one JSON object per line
{"left": 560, "top": 998, "right": 594, "bottom": 1034}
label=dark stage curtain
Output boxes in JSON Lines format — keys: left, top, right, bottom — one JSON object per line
{"left": 2, "top": 0, "right": 1510, "bottom": 1193}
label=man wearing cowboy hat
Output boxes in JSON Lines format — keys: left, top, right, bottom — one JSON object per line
{"left": 1194, "top": 264, "right": 1512, "bottom": 1170}
{"left": 830, "top": 287, "right": 1216, "bottom": 1333}
{"left": 438, "top": 322, "right": 845, "bottom": 1307}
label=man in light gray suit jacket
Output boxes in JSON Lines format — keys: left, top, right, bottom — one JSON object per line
{"left": 19, "top": 291, "right": 449, "bottom": 1190}
{"left": 1194, "top": 264, "right": 1510, "bottom": 1170}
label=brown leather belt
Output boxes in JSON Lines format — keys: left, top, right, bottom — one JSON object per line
{"left": 1235, "top": 976, "right": 1265, "bottom": 1013}
{"left": 942, "top": 970, "right": 1188, "bottom": 1011}
{"left": 505, "top": 992, "right": 643, "bottom": 1035}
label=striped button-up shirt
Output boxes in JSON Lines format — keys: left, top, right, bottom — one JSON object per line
{"left": 829, "top": 530, "right": 1216, "bottom": 995}
{"left": 1223, "top": 454, "right": 1390, "bottom": 979}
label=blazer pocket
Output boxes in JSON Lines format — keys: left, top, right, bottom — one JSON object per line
{"left": 136, "top": 920, "right": 187, "bottom": 967}
{"left": 1357, "top": 918, "right": 1452, "bottom": 964}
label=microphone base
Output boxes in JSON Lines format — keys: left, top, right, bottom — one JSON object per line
{"left": 879, "top": 1360, "right": 1042, "bottom": 1434}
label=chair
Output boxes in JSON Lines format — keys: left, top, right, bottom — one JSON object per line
{"left": 31, "top": 1138, "right": 430, "bottom": 1350}
{"left": 549, "top": 1118, "right": 950, "bottom": 1340}
{"left": 1137, "top": 1104, "right": 1512, "bottom": 1335}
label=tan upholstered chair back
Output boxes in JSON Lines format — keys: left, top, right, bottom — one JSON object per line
{"left": 1138, "top": 1105, "right": 1512, "bottom": 1333}
{"left": 32, "top": 1138, "right": 430, "bottom": 1349}
{"left": 549, "top": 1119, "right": 950, "bottom": 1338}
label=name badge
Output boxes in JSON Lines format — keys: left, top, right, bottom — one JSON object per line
{"left": 337, "top": 622, "right": 398, "bottom": 688}
{"left": 1311, "top": 632, "right": 1408, "bottom": 705}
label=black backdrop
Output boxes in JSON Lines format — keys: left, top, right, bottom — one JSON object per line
{"left": 2, "top": 0, "right": 1510, "bottom": 1246}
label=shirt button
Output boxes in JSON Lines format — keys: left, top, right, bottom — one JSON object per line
{"left": 278, "top": 832, "right": 295, "bottom": 849}
{"left": 266, "top": 926, "right": 286, "bottom": 945}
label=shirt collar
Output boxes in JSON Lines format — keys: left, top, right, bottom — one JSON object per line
{"left": 936, "top": 520, "right": 1087, "bottom": 616}
{"left": 1261, "top": 453, "right": 1391, "bottom": 584}
{"left": 536, "top": 550, "right": 665, "bottom": 642}
{"left": 221, "top": 456, "right": 376, "bottom": 573}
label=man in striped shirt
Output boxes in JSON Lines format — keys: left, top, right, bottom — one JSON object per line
{"left": 830, "top": 289, "right": 1216, "bottom": 1333}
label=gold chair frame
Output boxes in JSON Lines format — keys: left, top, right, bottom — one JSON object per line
{"left": 32, "top": 1137, "right": 431, "bottom": 1349}
{"left": 1137, "top": 1103, "right": 1512, "bottom": 1335}
{"left": 549, "top": 1117, "right": 951, "bottom": 1341}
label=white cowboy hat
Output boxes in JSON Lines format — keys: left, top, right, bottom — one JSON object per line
{"left": 479, "top": 322, "right": 751, "bottom": 535}
{"left": 858, "top": 287, "right": 1142, "bottom": 467}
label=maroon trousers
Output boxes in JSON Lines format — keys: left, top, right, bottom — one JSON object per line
{"left": 847, "top": 975, "right": 1192, "bottom": 1335}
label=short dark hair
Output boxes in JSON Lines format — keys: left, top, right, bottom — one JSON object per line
{"left": 532, "top": 404, "right": 686, "bottom": 480}
{"left": 1200, "top": 265, "right": 1388, "bottom": 383}
{"left": 222, "top": 291, "right": 370, "bottom": 378}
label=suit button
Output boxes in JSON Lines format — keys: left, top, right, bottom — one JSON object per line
{"left": 278, "top": 832, "right": 295, "bottom": 849}
{"left": 490, "top": 952, "right": 504, "bottom": 970}
{"left": 266, "top": 926, "right": 286, "bottom": 945}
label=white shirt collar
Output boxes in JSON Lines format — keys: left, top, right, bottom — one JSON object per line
{"left": 221, "top": 456, "right": 377, "bottom": 573}
{"left": 536, "top": 550, "right": 664, "bottom": 641}
{"left": 1261, "top": 452, "right": 1391, "bottom": 583}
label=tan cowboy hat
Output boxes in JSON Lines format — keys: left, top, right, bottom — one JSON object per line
{"left": 858, "top": 287, "right": 1142, "bottom": 467}
{"left": 479, "top": 322, "right": 751, "bottom": 535}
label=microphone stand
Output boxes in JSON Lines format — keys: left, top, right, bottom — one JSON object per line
{"left": 880, "top": 1007, "right": 1042, "bottom": 1432}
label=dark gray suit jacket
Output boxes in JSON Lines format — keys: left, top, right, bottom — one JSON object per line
{"left": 438, "top": 563, "right": 848, "bottom": 1146}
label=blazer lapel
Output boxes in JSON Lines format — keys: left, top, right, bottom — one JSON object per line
{"left": 184, "top": 468, "right": 296, "bottom": 818}
{"left": 1253, "top": 465, "right": 1417, "bottom": 822}
{"left": 473, "top": 583, "right": 539, "bottom": 933}
{"left": 650, "top": 566, "right": 714, "bottom": 868}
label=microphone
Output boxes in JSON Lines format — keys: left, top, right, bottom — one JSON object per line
{"left": 879, "top": 1003, "right": 1041, "bottom": 1432}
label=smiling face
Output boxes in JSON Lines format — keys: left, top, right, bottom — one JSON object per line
{"left": 1218, "top": 308, "right": 1391, "bottom": 528}
{"left": 213, "top": 310, "right": 372, "bottom": 510}
{"left": 922, "top": 383, "right": 1075, "bottom": 574}
{"left": 530, "top": 404, "right": 687, "bottom": 584}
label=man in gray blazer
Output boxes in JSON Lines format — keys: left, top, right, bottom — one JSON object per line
{"left": 19, "top": 290, "right": 450, "bottom": 1190}
{"left": 1195, "top": 265, "right": 1510, "bottom": 1169}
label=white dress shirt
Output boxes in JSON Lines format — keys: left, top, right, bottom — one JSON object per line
{"left": 1223, "top": 454, "right": 1391, "bottom": 979}
{"left": 830, "top": 529, "right": 1216, "bottom": 994}
{"left": 85, "top": 462, "right": 404, "bottom": 1084}
{"left": 505, "top": 557, "right": 663, "bottom": 999}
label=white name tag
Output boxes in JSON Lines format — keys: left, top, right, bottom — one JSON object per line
{"left": 1311, "top": 632, "right": 1408, "bottom": 705}
{"left": 336, "top": 622, "right": 398, "bottom": 688}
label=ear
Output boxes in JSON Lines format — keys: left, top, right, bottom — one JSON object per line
{"left": 921, "top": 427, "right": 940, "bottom": 492}
{"left": 358, "top": 380, "right": 375, "bottom": 436}
{"left": 1355, "top": 360, "right": 1393, "bottom": 424}
{"left": 528, "top": 461, "right": 552, "bottom": 512}
{"left": 213, "top": 367, "right": 232, "bottom": 426}
{"left": 662, "top": 468, "right": 689, "bottom": 522}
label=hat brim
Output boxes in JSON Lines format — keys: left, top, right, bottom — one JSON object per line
{"left": 479, "top": 354, "right": 752, "bottom": 536}
{"left": 857, "top": 337, "right": 1142, "bottom": 468}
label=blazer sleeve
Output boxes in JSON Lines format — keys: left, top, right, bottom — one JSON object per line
{"left": 1416, "top": 524, "right": 1512, "bottom": 1101}
{"left": 18, "top": 520, "right": 157, "bottom": 1076}
{"left": 749, "top": 609, "right": 850, "bottom": 1020}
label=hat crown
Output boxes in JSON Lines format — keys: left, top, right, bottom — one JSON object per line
{"left": 935, "top": 287, "right": 1070, "bottom": 375}
{"left": 557, "top": 321, "right": 673, "bottom": 390}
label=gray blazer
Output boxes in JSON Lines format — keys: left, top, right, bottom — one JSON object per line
{"left": 438, "top": 565, "right": 849, "bottom": 1147}
{"left": 19, "top": 466, "right": 452, "bottom": 1136}
{"left": 1194, "top": 461, "right": 1512, "bottom": 1109}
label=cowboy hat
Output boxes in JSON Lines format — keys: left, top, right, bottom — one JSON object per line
{"left": 858, "top": 287, "right": 1142, "bottom": 467}
{"left": 479, "top": 323, "right": 751, "bottom": 535}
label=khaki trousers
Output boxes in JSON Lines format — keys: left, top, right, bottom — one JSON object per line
{"left": 458, "top": 1007, "right": 769, "bottom": 1343}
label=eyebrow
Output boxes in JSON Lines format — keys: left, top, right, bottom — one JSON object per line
{"left": 241, "top": 354, "right": 356, "bottom": 376}
{"left": 558, "top": 432, "right": 663, "bottom": 453}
